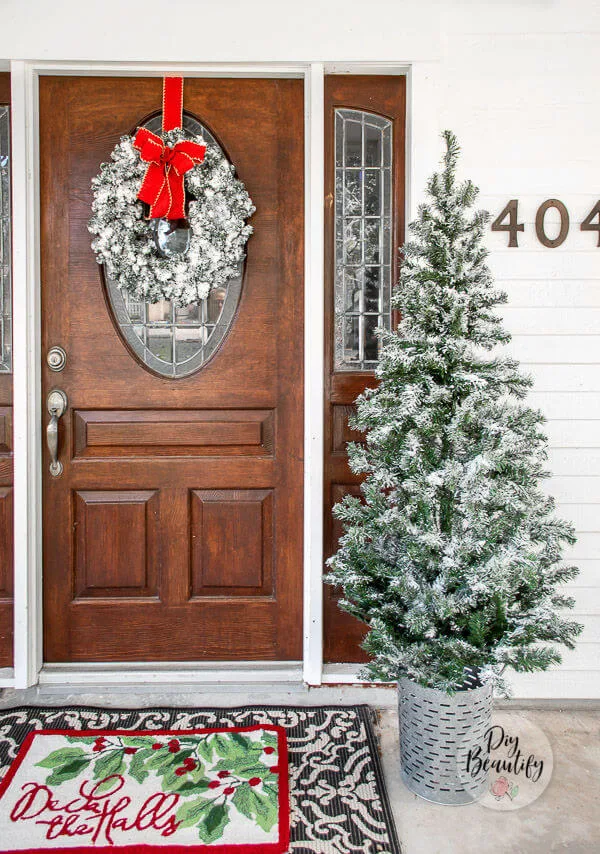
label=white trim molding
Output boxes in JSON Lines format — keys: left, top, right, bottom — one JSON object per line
{"left": 11, "top": 60, "right": 42, "bottom": 690}
{"left": 303, "top": 63, "right": 325, "bottom": 686}
{"left": 40, "top": 662, "right": 304, "bottom": 687}
{"left": 8, "top": 60, "right": 327, "bottom": 691}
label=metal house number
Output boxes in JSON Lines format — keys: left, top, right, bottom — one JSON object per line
{"left": 491, "top": 199, "right": 600, "bottom": 248}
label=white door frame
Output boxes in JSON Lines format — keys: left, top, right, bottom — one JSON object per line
{"left": 3, "top": 60, "right": 410, "bottom": 690}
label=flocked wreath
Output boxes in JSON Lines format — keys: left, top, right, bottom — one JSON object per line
{"left": 88, "top": 79, "right": 255, "bottom": 306}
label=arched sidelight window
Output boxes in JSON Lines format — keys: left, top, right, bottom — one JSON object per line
{"left": 334, "top": 108, "right": 393, "bottom": 370}
{"left": 104, "top": 113, "right": 244, "bottom": 379}
{"left": 324, "top": 75, "right": 406, "bottom": 665}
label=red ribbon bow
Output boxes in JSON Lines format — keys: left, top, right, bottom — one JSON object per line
{"left": 133, "top": 127, "right": 206, "bottom": 220}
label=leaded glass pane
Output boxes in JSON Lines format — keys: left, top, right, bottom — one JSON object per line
{"left": 0, "top": 106, "right": 11, "bottom": 374}
{"left": 104, "top": 113, "right": 243, "bottom": 378}
{"left": 334, "top": 109, "right": 393, "bottom": 371}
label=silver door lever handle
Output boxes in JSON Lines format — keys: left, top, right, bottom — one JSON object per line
{"left": 47, "top": 389, "right": 68, "bottom": 477}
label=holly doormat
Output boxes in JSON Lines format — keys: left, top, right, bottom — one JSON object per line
{"left": 0, "top": 705, "right": 400, "bottom": 854}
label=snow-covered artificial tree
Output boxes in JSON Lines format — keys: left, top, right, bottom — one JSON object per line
{"left": 326, "top": 131, "right": 582, "bottom": 694}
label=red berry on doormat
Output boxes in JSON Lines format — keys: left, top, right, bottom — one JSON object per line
{"left": 175, "top": 767, "right": 186, "bottom": 776}
{"left": 217, "top": 770, "right": 230, "bottom": 778}
{"left": 248, "top": 777, "right": 261, "bottom": 787}
{"left": 264, "top": 746, "right": 275, "bottom": 755}
{"left": 269, "top": 766, "right": 279, "bottom": 773}
{"left": 224, "top": 787, "right": 235, "bottom": 796}
{"left": 152, "top": 743, "right": 163, "bottom": 750}
{"left": 168, "top": 739, "right": 181, "bottom": 753}
{"left": 124, "top": 747, "right": 138, "bottom": 755}
{"left": 183, "top": 758, "right": 197, "bottom": 770}
{"left": 208, "top": 780, "right": 221, "bottom": 789}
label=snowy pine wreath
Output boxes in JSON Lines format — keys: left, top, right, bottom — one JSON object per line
{"left": 88, "top": 127, "right": 255, "bottom": 305}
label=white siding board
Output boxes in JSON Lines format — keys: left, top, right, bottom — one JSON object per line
{"left": 507, "top": 338, "right": 600, "bottom": 365}
{"left": 549, "top": 450, "right": 600, "bottom": 476}
{"left": 545, "top": 421, "right": 600, "bottom": 448}
{"left": 549, "top": 478, "right": 600, "bottom": 504}
{"left": 556, "top": 644, "right": 600, "bottom": 671}
{"left": 563, "top": 561, "right": 599, "bottom": 588}
{"left": 529, "top": 394, "right": 600, "bottom": 421}
{"left": 564, "top": 535, "right": 600, "bottom": 561}
{"left": 506, "top": 670, "right": 600, "bottom": 699}
{"left": 489, "top": 254, "right": 598, "bottom": 281}
{"left": 559, "top": 505, "right": 600, "bottom": 533}
{"left": 525, "top": 366, "right": 600, "bottom": 393}
{"left": 565, "top": 588, "right": 600, "bottom": 615}
{"left": 503, "top": 282, "right": 600, "bottom": 309}
{"left": 559, "top": 618, "right": 600, "bottom": 644}
{"left": 501, "top": 308, "right": 600, "bottom": 336}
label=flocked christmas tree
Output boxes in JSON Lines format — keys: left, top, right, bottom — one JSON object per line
{"left": 327, "top": 131, "right": 582, "bottom": 694}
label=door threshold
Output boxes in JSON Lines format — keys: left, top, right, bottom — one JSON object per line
{"left": 39, "top": 661, "right": 304, "bottom": 686}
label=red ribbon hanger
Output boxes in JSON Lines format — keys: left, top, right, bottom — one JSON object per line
{"left": 133, "top": 77, "right": 206, "bottom": 220}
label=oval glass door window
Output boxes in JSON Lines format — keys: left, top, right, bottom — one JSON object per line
{"left": 104, "top": 113, "right": 244, "bottom": 378}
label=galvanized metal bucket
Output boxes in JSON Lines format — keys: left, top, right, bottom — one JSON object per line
{"left": 398, "top": 672, "right": 493, "bottom": 805}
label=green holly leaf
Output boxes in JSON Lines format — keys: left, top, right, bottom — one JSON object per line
{"left": 175, "top": 796, "right": 213, "bottom": 829}
{"left": 37, "top": 747, "right": 88, "bottom": 769}
{"left": 93, "top": 775, "right": 123, "bottom": 795}
{"left": 214, "top": 756, "right": 269, "bottom": 779}
{"left": 162, "top": 761, "right": 207, "bottom": 794}
{"left": 128, "top": 748, "right": 154, "bottom": 784}
{"left": 197, "top": 737, "right": 214, "bottom": 763}
{"left": 176, "top": 779, "right": 211, "bottom": 796}
{"left": 120, "top": 736, "right": 155, "bottom": 748}
{"left": 145, "top": 749, "right": 172, "bottom": 771}
{"left": 198, "top": 804, "right": 230, "bottom": 844}
{"left": 161, "top": 750, "right": 193, "bottom": 775}
{"left": 231, "top": 732, "right": 252, "bottom": 751}
{"left": 145, "top": 748, "right": 191, "bottom": 774}
{"left": 93, "top": 749, "right": 125, "bottom": 780}
{"left": 46, "top": 756, "right": 92, "bottom": 786}
{"left": 232, "top": 784, "right": 278, "bottom": 832}
{"left": 213, "top": 734, "right": 249, "bottom": 762}
{"left": 261, "top": 731, "right": 278, "bottom": 749}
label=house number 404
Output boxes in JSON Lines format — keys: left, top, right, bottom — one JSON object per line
{"left": 491, "top": 199, "right": 600, "bottom": 248}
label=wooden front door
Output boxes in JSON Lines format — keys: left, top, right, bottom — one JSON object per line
{"left": 40, "top": 77, "right": 304, "bottom": 663}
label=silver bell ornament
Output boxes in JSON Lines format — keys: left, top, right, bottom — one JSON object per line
{"left": 150, "top": 217, "right": 192, "bottom": 258}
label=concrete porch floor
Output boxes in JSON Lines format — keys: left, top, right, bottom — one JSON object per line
{"left": 0, "top": 684, "right": 599, "bottom": 853}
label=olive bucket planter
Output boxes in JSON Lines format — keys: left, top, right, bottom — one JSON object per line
{"left": 398, "top": 670, "right": 493, "bottom": 805}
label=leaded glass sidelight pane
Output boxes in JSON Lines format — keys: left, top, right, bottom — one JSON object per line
{"left": 334, "top": 109, "right": 393, "bottom": 371}
{"left": 0, "top": 106, "right": 11, "bottom": 373}
{"left": 105, "top": 113, "right": 243, "bottom": 378}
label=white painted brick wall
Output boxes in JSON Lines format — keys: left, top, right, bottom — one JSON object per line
{"left": 0, "top": 0, "right": 598, "bottom": 697}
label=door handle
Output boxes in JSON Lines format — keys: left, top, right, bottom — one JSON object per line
{"left": 47, "top": 389, "right": 68, "bottom": 477}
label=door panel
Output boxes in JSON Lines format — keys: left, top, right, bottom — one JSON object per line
{"left": 323, "top": 75, "right": 406, "bottom": 663}
{"left": 40, "top": 77, "right": 304, "bottom": 662}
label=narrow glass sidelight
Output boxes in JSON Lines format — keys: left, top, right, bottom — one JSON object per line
{"left": 0, "top": 105, "right": 11, "bottom": 373}
{"left": 104, "top": 113, "right": 243, "bottom": 379}
{"left": 334, "top": 109, "right": 393, "bottom": 371}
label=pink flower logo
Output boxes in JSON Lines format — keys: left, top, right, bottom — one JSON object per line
{"left": 490, "top": 776, "right": 519, "bottom": 801}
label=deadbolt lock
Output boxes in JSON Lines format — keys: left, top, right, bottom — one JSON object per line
{"left": 47, "top": 346, "right": 67, "bottom": 372}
